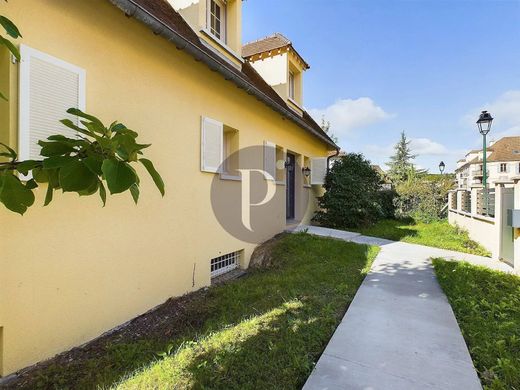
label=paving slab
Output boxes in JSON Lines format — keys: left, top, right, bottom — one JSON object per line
{"left": 293, "top": 225, "right": 484, "bottom": 390}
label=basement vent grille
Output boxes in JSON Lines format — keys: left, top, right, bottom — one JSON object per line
{"left": 211, "top": 251, "right": 241, "bottom": 278}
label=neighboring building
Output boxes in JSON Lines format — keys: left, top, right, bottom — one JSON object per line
{"left": 0, "top": 0, "right": 337, "bottom": 376}
{"left": 455, "top": 136, "right": 520, "bottom": 189}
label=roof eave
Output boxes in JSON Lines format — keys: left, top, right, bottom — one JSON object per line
{"left": 108, "top": 0, "right": 337, "bottom": 149}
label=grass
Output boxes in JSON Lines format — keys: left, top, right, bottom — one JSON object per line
{"left": 352, "top": 218, "right": 490, "bottom": 256}
{"left": 17, "top": 233, "right": 378, "bottom": 390}
{"left": 433, "top": 259, "right": 520, "bottom": 389}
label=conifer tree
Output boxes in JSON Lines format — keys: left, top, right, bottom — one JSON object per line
{"left": 387, "top": 131, "right": 418, "bottom": 182}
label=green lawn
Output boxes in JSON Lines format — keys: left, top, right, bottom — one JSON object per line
{"left": 353, "top": 219, "right": 490, "bottom": 256}
{"left": 15, "top": 233, "right": 378, "bottom": 390}
{"left": 433, "top": 259, "right": 520, "bottom": 389}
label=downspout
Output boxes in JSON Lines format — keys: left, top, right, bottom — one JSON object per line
{"left": 108, "top": 0, "right": 337, "bottom": 149}
{"left": 326, "top": 148, "right": 340, "bottom": 174}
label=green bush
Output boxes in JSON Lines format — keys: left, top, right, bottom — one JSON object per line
{"left": 393, "top": 172, "right": 453, "bottom": 223}
{"left": 379, "top": 189, "right": 397, "bottom": 219}
{"left": 314, "top": 153, "right": 383, "bottom": 228}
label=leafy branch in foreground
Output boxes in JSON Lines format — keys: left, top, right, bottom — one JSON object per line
{"left": 0, "top": 108, "right": 165, "bottom": 215}
{"left": 0, "top": 4, "right": 22, "bottom": 101}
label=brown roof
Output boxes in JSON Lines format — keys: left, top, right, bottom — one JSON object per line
{"left": 487, "top": 137, "right": 520, "bottom": 162}
{"left": 243, "top": 33, "right": 291, "bottom": 57}
{"left": 108, "top": 0, "right": 333, "bottom": 147}
{"left": 372, "top": 165, "right": 385, "bottom": 175}
{"left": 456, "top": 136, "right": 520, "bottom": 171}
{"left": 242, "top": 33, "right": 310, "bottom": 69}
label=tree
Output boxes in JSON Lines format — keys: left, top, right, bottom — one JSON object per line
{"left": 0, "top": 6, "right": 164, "bottom": 215}
{"left": 387, "top": 131, "right": 418, "bottom": 182}
{"left": 314, "top": 153, "right": 383, "bottom": 228}
{"left": 320, "top": 116, "right": 338, "bottom": 144}
{"left": 393, "top": 170, "right": 454, "bottom": 222}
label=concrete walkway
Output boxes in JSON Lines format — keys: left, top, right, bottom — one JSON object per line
{"left": 287, "top": 225, "right": 508, "bottom": 390}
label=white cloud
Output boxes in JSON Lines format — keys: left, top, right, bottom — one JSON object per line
{"left": 409, "top": 138, "right": 448, "bottom": 156}
{"left": 309, "top": 98, "right": 392, "bottom": 140}
{"left": 463, "top": 90, "right": 520, "bottom": 141}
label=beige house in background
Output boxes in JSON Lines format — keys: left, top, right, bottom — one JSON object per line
{"left": 456, "top": 136, "right": 520, "bottom": 189}
{"left": 0, "top": 0, "right": 337, "bottom": 377}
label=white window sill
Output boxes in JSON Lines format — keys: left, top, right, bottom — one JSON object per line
{"left": 288, "top": 97, "right": 302, "bottom": 109}
{"left": 199, "top": 28, "right": 244, "bottom": 64}
{"left": 220, "top": 173, "right": 242, "bottom": 181}
{"left": 303, "top": 184, "right": 311, "bottom": 188}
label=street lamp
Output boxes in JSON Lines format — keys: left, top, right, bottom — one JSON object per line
{"left": 476, "top": 110, "right": 494, "bottom": 215}
{"left": 439, "top": 161, "right": 445, "bottom": 174}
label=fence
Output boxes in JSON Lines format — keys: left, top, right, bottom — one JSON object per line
{"left": 477, "top": 189, "right": 495, "bottom": 217}
{"left": 461, "top": 191, "right": 471, "bottom": 213}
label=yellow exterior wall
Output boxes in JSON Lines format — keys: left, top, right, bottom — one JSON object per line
{"left": 0, "top": 0, "right": 332, "bottom": 376}
{"left": 169, "top": 0, "right": 243, "bottom": 66}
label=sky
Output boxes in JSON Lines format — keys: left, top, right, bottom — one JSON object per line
{"left": 242, "top": 0, "right": 520, "bottom": 173}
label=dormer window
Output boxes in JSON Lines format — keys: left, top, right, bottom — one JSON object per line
{"left": 208, "top": 0, "right": 226, "bottom": 42}
{"left": 243, "top": 33, "right": 310, "bottom": 114}
{"left": 289, "top": 71, "right": 295, "bottom": 100}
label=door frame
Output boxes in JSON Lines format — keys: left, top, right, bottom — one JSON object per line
{"left": 286, "top": 152, "right": 296, "bottom": 220}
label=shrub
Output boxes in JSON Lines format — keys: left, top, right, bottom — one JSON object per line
{"left": 314, "top": 153, "right": 383, "bottom": 228}
{"left": 379, "top": 189, "right": 397, "bottom": 219}
{"left": 393, "top": 172, "right": 453, "bottom": 223}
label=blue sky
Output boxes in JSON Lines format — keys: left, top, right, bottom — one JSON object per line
{"left": 242, "top": 0, "right": 520, "bottom": 172}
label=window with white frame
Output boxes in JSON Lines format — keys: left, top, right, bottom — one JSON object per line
{"left": 288, "top": 71, "right": 295, "bottom": 100}
{"left": 19, "top": 45, "right": 86, "bottom": 161}
{"left": 500, "top": 163, "right": 507, "bottom": 173}
{"left": 208, "top": 0, "right": 226, "bottom": 42}
{"left": 200, "top": 117, "right": 240, "bottom": 176}
{"left": 211, "top": 250, "right": 241, "bottom": 278}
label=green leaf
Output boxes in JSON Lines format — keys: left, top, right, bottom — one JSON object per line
{"left": 78, "top": 179, "right": 99, "bottom": 196}
{"left": 0, "top": 16, "right": 22, "bottom": 38}
{"left": 0, "top": 90, "right": 7, "bottom": 101}
{"left": 83, "top": 156, "right": 103, "bottom": 175}
{"left": 32, "top": 167, "right": 49, "bottom": 183}
{"left": 0, "top": 142, "right": 17, "bottom": 160}
{"left": 39, "top": 141, "right": 75, "bottom": 157}
{"left": 139, "top": 158, "right": 165, "bottom": 196}
{"left": 16, "top": 160, "right": 40, "bottom": 175}
{"left": 129, "top": 183, "right": 139, "bottom": 204}
{"left": 25, "top": 179, "right": 38, "bottom": 190}
{"left": 43, "top": 156, "right": 75, "bottom": 169}
{"left": 0, "top": 172, "right": 35, "bottom": 214}
{"left": 101, "top": 159, "right": 136, "bottom": 194}
{"left": 66, "top": 108, "right": 104, "bottom": 127}
{"left": 0, "top": 36, "right": 20, "bottom": 61}
{"left": 60, "top": 119, "right": 93, "bottom": 137}
{"left": 59, "top": 160, "right": 97, "bottom": 193}
{"left": 44, "top": 183, "right": 53, "bottom": 206}
{"left": 82, "top": 120, "right": 107, "bottom": 136}
{"left": 99, "top": 180, "right": 107, "bottom": 206}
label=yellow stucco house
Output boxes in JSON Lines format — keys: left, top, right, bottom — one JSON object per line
{"left": 0, "top": 0, "right": 337, "bottom": 377}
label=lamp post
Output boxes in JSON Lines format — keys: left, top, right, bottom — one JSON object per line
{"left": 439, "top": 161, "right": 445, "bottom": 174}
{"left": 476, "top": 110, "right": 494, "bottom": 215}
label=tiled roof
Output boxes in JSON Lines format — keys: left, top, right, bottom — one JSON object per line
{"left": 242, "top": 33, "right": 292, "bottom": 57}
{"left": 456, "top": 136, "right": 520, "bottom": 171}
{"left": 242, "top": 33, "right": 310, "bottom": 69}
{"left": 108, "top": 0, "right": 335, "bottom": 148}
{"left": 487, "top": 137, "right": 520, "bottom": 162}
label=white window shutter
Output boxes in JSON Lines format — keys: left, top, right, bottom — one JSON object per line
{"left": 311, "top": 157, "right": 327, "bottom": 185}
{"left": 201, "top": 117, "right": 223, "bottom": 173}
{"left": 19, "top": 45, "right": 86, "bottom": 161}
{"left": 263, "top": 141, "right": 276, "bottom": 181}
